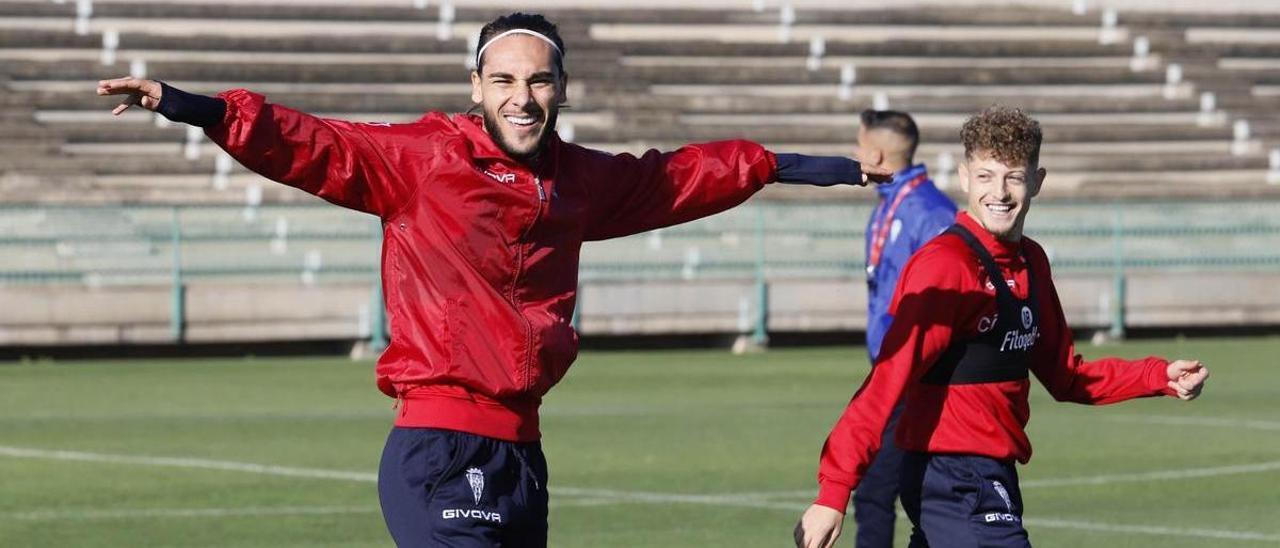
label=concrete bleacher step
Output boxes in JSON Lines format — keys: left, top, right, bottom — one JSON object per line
{"left": 622, "top": 64, "right": 1165, "bottom": 86}
{"left": 37, "top": 123, "right": 187, "bottom": 144}
{"left": 648, "top": 83, "right": 1197, "bottom": 100}
{"left": 1241, "top": 120, "right": 1280, "bottom": 139}
{"left": 0, "top": 16, "right": 485, "bottom": 40}
{"left": 21, "top": 89, "right": 487, "bottom": 113}
{"left": 588, "top": 23, "right": 1129, "bottom": 45}
{"left": 1046, "top": 154, "right": 1267, "bottom": 172}
{"left": 1186, "top": 27, "right": 1280, "bottom": 46}
{"left": 0, "top": 119, "right": 57, "bottom": 139}
{"left": 3, "top": 154, "right": 215, "bottom": 176}
{"left": 622, "top": 55, "right": 1150, "bottom": 70}
{"left": 1077, "top": 170, "right": 1280, "bottom": 198}
{"left": 0, "top": 1, "right": 439, "bottom": 22}
{"left": 0, "top": 141, "right": 62, "bottom": 157}
{"left": 1124, "top": 12, "right": 1280, "bottom": 28}
{"left": 575, "top": 123, "right": 1234, "bottom": 145}
{"left": 5, "top": 59, "right": 478, "bottom": 84}
{"left": 679, "top": 111, "right": 1223, "bottom": 129}
{"left": 616, "top": 39, "right": 1132, "bottom": 58}
{"left": 638, "top": 94, "right": 1202, "bottom": 115}
{"left": 1194, "top": 43, "right": 1280, "bottom": 59}
{"left": 1206, "top": 67, "right": 1280, "bottom": 88}
{"left": 90, "top": 173, "right": 320, "bottom": 202}
{"left": 0, "top": 28, "right": 467, "bottom": 55}
{"left": 0, "top": 48, "right": 470, "bottom": 68}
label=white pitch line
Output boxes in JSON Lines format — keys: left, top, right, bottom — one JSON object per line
{"left": 5, "top": 446, "right": 1280, "bottom": 518}
{"left": 0, "top": 445, "right": 788, "bottom": 509}
{"left": 0, "top": 446, "right": 377, "bottom": 483}
{"left": 1020, "top": 460, "right": 1280, "bottom": 488}
{"left": 3, "top": 505, "right": 378, "bottom": 521}
{"left": 1108, "top": 414, "right": 1280, "bottom": 432}
{"left": 4, "top": 446, "right": 1280, "bottom": 542}
{"left": 3, "top": 500, "right": 626, "bottom": 521}
{"left": 1025, "top": 517, "right": 1280, "bottom": 543}
{"left": 553, "top": 487, "right": 805, "bottom": 511}
{"left": 747, "top": 459, "right": 1280, "bottom": 500}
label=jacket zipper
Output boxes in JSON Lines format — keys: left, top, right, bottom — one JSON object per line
{"left": 513, "top": 176, "right": 546, "bottom": 391}
{"left": 533, "top": 176, "right": 546, "bottom": 202}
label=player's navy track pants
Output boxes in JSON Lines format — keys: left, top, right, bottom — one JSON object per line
{"left": 378, "top": 427, "right": 549, "bottom": 548}
{"left": 900, "top": 452, "right": 1031, "bottom": 548}
{"left": 852, "top": 402, "right": 906, "bottom": 548}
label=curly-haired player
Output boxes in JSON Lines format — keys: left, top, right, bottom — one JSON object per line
{"left": 794, "top": 106, "right": 1210, "bottom": 548}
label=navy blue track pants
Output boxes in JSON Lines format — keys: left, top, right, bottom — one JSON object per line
{"left": 900, "top": 452, "right": 1031, "bottom": 548}
{"left": 852, "top": 401, "right": 905, "bottom": 548}
{"left": 378, "top": 427, "right": 549, "bottom": 547}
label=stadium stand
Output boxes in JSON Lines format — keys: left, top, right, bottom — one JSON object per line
{"left": 2, "top": 0, "right": 1279, "bottom": 347}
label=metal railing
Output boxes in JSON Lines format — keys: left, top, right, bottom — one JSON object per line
{"left": 3, "top": 199, "right": 1279, "bottom": 346}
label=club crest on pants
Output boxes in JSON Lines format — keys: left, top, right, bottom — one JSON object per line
{"left": 992, "top": 480, "right": 1013, "bottom": 512}
{"left": 466, "top": 467, "right": 485, "bottom": 505}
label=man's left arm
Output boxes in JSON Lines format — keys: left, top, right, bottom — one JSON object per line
{"left": 1029, "top": 249, "right": 1209, "bottom": 404}
{"left": 582, "top": 142, "right": 888, "bottom": 241}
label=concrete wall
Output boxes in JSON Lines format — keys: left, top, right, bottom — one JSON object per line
{"left": 0, "top": 282, "right": 372, "bottom": 345}
{"left": 1, "top": 271, "right": 1277, "bottom": 346}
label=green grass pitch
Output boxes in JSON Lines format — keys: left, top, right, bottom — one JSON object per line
{"left": 1, "top": 336, "right": 1277, "bottom": 547}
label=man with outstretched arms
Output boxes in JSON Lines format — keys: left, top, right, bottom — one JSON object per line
{"left": 853, "top": 110, "right": 956, "bottom": 548}
{"left": 794, "top": 107, "right": 1209, "bottom": 548}
{"left": 98, "top": 13, "right": 890, "bottom": 548}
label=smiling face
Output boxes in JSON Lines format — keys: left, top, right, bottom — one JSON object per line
{"left": 958, "top": 151, "right": 1046, "bottom": 242}
{"left": 470, "top": 34, "right": 566, "bottom": 164}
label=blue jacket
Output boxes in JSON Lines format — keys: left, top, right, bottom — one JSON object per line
{"left": 864, "top": 164, "right": 956, "bottom": 361}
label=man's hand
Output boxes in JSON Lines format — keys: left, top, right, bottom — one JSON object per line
{"left": 793, "top": 504, "right": 844, "bottom": 548}
{"left": 97, "top": 76, "right": 162, "bottom": 115}
{"left": 853, "top": 149, "right": 894, "bottom": 184}
{"left": 1166, "top": 360, "right": 1209, "bottom": 401}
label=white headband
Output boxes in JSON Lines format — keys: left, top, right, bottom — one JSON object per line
{"left": 475, "top": 29, "right": 563, "bottom": 67}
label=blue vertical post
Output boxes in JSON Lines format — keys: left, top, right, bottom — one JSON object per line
{"left": 169, "top": 206, "right": 185, "bottom": 342}
{"left": 571, "top": 282, "right": 582, "bottom": 332}
{"left": 752, "top": 204, "right": 769, "bottom": 347}
{"left": 370, "top": 219, "right": 389, "bottom": 352}
{"left": 1108, "top": 204, "right": 1127, "bottom": 340}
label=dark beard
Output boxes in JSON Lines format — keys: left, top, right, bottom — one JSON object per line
{"left": 483, "top": 107, "right": 558, "bottom": 166}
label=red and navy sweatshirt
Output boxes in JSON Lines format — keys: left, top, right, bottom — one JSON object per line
{"left": 815, "top": 211, "right": 1176, "bottom": 512}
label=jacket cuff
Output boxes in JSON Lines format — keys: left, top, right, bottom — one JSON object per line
{"left": 774, "top": 153, "right": 863, "bottom": 187}
{"left": 763, "top": 150, "right": 779, "bottom": 184}
{"left": 156, "top": 81, "right": 227, "bottom": 128}
{"left": 1146, "top": 357, "right": 1177, "bottom": 397}
{"left": 814, "top": 479, "right": 853, "bottom": 513}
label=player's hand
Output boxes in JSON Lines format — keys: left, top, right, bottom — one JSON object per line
{"left": 1166, "top": 359, "right": 1208, "bottom": 401}
{"left": 794, "top": 504, "right": 843, "bottom": 548}
{"left": 854, "top": 151, "right": 894, "bottom": 185}
{"left": 96, "top": 76, "right": 163, "bottom": 115}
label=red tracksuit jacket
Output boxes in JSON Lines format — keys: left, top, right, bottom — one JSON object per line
{"left": 206, "top": 89, "right": 777, "bottom": 442}
{"left": 814, "top": 211, "right": 1175, "bottom": 511}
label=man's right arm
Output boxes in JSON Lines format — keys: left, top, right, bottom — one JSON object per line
{"left": 796, "top": 245, "right": 970, "bottom": 547}
{"left": 813, "top": 244, "right": 969, "bottom": 511}
{"left": 98, "top": 77, "right": 418, "bottom": 218}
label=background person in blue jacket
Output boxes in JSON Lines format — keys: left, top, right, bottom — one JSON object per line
{"left": 853, "top": 109, "right": 957, "bottom": 548}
